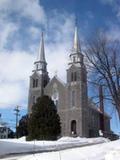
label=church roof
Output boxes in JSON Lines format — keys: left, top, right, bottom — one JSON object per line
{"left": 54, "top": 76, "right": 66, "bottom": 86}
{"left": 88, "top": 99, "right": 111, "bottom": 119}
{"left": 45, "top": 75, "right": 66, "bottom": 89}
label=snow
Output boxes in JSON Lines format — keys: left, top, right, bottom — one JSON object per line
{"left": 19, "top": 139, "right": 120, "bottom": 160}
{"left": 105, "top": 150, "right": 120, "bottom": 160}
{"left": 58, "top": 136, "right": 109, "bottom": 143}
{"left": 0, "top": 137, "right": 120, "bottom": 160}
{"left": 0, "top": 137, "right": 108, "bottom": 156}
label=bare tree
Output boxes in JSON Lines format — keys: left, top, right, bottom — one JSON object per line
{"left": 85, "top": 32, "right": 120, "bottom": 119}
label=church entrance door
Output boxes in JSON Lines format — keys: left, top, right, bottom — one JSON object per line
{"left": 71, "top": 120, "right": 77, "bottom": 135}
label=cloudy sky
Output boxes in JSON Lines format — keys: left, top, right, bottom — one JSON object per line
{"left": 0, "top": 0, "right": 120, "bottom": 133}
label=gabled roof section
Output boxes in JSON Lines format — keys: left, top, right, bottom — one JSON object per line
{"left": 45, "top": 76, "right": 66, "bottom": 89}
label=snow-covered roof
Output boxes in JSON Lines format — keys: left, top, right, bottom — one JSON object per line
{"left": 88, "top": 98, "right": 111, "bottom": 119}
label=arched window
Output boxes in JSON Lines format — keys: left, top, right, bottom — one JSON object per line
{"left": 71, "top": 90, "right": 75, "bottom": 107}
{"left": 71, "top": 120, "right": 77, "bottom": 135}
{"left": 33, "top": 79, "right": 36, "bottom": 88}
{"left": 52, "top": 90, "right": 59, "bottom": 108}
{"left": 71, "top": 72, "right": 77, "bottom": 82}
{"left": 35, "top": 79, "right": 38, "bottom": 87}
{"left": 33, "top": 79, "right": 38, "bottom": 88}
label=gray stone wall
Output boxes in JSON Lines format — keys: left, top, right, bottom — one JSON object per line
{"left": 44, "top": 76, "right": 68, "bottom": 136}
{"left": 28, "top": 72, "right": 42, "bottom": 113}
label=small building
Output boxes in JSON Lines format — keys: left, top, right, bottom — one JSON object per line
{"left": 0, "top": 114, "right": 8, "bottom": 139}
{"left": 0, "top": 124, "right": 9, "bottom": 139}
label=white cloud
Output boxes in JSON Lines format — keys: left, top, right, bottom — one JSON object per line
{"left": 0, "top": 21, "right": 18, "bottom": 50}
{"left": 0, "top": 82, "right": 26, "bottom": 108}
{"left": 20, "top": 0, "right": 46, "bottom": 24}
{"left": 0, "top": 0, "right": 46, "bottom": 24}
{"left": 45, "top": 13, "right": 75, "bottom": 80}
{"left": 46, "top": 43, "right": 69, "bottom": 81}
{"left": 0, "top": 51, "right": 35, "bottom": 108}
{"left": 0, "top": 2, "right": 75, "bottom": 108}
{"left": 29, "top": 26, "right": 41, "bottom": 39}
{"left": 0, "top": 0, "right": 46, "bottom": 51}
{"left": 0, "top": 51, "right": 34, "bottom": 82}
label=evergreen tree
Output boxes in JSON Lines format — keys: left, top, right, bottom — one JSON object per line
{"left": 28, "top": 95, "right": 61, "bottom": 140}
{"left": 8, "top": 128, "right": 15, "bottom": 138}
{"left": 17, "top": 114, "right": 28, "bottom": 137}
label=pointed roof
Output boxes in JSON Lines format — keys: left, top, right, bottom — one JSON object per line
{"left": 73, "top": 26, "right": 81, "bottom": 53}
{"left": 45, "top": 75, "right": 66, "bottom": 90}
{"left": 38, "top": 32, "right": 46, "bottom": 62}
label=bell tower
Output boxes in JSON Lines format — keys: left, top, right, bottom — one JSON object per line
{"left": 66, "top": 25, "right": 88, "bottom": 137}
{"left": 67, "top": 25, "right": 87, "bottom": 92}
{"left": 28, "top": 32, "right": 49, "bottom": 113}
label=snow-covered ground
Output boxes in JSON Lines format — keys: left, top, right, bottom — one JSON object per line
{"left": 0, "top": 137, "right": 108, "bottom": 156}
{"left": 0, "top": 137, "right": 120, "bottom": 160}
{"left": 19, "top": 139, "right": 120, "bottom": 160}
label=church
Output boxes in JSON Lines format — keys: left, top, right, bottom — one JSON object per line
{"left": 28, "top": 25, "right": 111, "bottom": 137}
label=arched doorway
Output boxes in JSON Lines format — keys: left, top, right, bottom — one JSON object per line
{"left": 71, "top": 120, "right": 77, "bottom": 135}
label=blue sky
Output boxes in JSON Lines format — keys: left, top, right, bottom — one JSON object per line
{"left": 0, "top": 0, "right": 120, "bottom": 134}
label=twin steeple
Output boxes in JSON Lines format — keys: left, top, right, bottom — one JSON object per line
{"left": 33, "top": 23, "right": 83, "bottom": 72}
{"left": 33, "top": 32, "right": 47, "bottom": 73}
{"left": 69, "top": 24, "right": 83, "bottom": 65}
{"left": 39, "top": 32, "right": 46, "bottom": 63}
{"left": 73, "top": 26, "right": 81, "bottom": 53}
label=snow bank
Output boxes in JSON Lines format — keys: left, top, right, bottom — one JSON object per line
{"left": 0, "top": 137, "right": 108, "bottom": 157}
{"left": 58, "top": 136, "right": 86, "bottom": 142}
{"left": 18, "top": 136, "right": 26, "bottom": 141}
{"left": 58, "top": 136, "right": 109, "bottom": 143}
{"left": 19, "top": 139, "right": 120, "bottom": 160}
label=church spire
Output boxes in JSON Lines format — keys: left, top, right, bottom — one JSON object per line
{"left": 33, "top": 32, "right": 47, "bottom": 73}
{"left": 38, "top": 32, "right": 46, "bottom": 62}
{"left": 68, "top": 23, "right": 84, "bottom": 66}
{"left": 73, "top": 25, "right": 81, "bottom": 53}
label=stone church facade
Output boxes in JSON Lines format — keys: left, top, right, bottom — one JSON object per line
{"left": 28, "top": 27, "right": 111, "bottom": 137}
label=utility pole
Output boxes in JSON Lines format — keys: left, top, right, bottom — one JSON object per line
{"left": 14, "top": 106, "right": 20, "bottom": 138}
{"left": 99, "top": 85, "right": 105, "bottom": 132}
